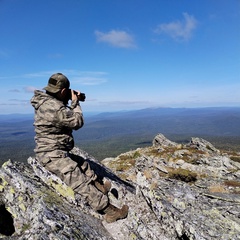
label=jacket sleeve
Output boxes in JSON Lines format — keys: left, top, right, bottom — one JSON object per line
{"left": 56, "top": 100, "right": 84, "bottom": 130}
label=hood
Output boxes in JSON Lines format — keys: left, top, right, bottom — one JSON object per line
{"left": 31, "top": 90, "right": 51, "bottom": 110}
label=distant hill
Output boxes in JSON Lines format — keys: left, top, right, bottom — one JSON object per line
{"left": 1, "top": 107, "right": 240, "bottom": 165}
{"left": 79, "top": 107, "right": 240, "bottom": 138}
{"left": 0, "top": 113, "right": 33, "bottom": 122}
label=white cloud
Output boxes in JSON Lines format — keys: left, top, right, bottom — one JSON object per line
{"left": 72, "top": 77, "right": 107, "bottom": 86}
{"left": 23, "top": 71, "right": 57, "bottom": 78}
{"left": 8, "top": 86, "right": 36, "bottom": 94}
{"left": 3, "top": 70, "right": 109, "bottom": 86}
{"left": 95, "top": 30, "right": 136, "bottom": 48}
{"left": 24, "top": 86, "right": 36, "bottom": 93}
{"left": 154, "top": 13, "right": 198, "bottom": 41}
{"left": 9, "top": 89, "right": 21, "bottom": 93}
{"left": 99, "top": 100, "right": 150, "bottom": 106}
{"left": 67, "top": 71, "right": 108, "bottom": 86}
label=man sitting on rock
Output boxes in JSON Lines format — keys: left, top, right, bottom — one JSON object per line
{"left": 31, "top": 73, "right": 128, "bottom": 223}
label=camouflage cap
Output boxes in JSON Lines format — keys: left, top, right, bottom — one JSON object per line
{"left": 44, "top": 73, "right": 70, "bottom": 93}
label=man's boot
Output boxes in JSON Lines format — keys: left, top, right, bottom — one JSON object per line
{"left": 103, "top": 203, "right": 129, "bottom": 223}
{"left": 94, "top": 180, "right": 111, "bottom": 195}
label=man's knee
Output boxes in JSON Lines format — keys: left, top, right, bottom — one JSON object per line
{"left": 87, "top": 187, "right": 109, "bottom": 211}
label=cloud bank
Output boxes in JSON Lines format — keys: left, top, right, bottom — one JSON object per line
{"left": 1, "top": 70, "right": 108, "bottom": 86}
{"left": 154, "top": 13, "right": 198, "bottom": 41}
{"left": 95, "top": 30, "right": 136, "bottom": 48}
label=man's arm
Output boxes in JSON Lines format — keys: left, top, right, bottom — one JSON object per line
{"left": 57, "top": 100, "right": 84, "bottom": 130}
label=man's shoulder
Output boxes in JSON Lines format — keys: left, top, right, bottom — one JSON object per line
{"left": 36, "top": 97, "right": 65, "bottom": 118}
{"left": 43, "top": 96, "right": 64, "bottom": 109}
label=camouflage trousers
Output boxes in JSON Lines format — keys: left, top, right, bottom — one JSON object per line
{"left": 36, "top": 150, "right": 108, "bottom": 211}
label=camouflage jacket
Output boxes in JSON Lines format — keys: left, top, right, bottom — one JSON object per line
{"left": 31, "top": 90, "right": 84, "bottom": 154}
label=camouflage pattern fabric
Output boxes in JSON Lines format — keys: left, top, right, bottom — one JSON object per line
{"left": 37, "top": 151, "right": 108, "bottom": 211}
{"left": 31, "top": 90, "right": 84, "bottom": 153}
{"left": 31, "top": 90, "right": 108, "bottom": 211}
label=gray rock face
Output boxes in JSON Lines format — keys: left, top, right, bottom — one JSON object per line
{"left": 153, "top": 133, "right": 178, "bottom": 148}
{"left": 0, "top": 133, "right": 240, "bottom": 239}
{"left": 0, "top": 159, "right": 113, "bottom": 240}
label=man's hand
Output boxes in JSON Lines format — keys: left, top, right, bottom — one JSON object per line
{"left": 71, "top": 90, "right": 80, "bottom": 101}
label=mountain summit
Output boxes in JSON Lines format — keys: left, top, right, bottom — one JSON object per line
{"left": 0, "top": 134, "right": 240, "bottom": 239}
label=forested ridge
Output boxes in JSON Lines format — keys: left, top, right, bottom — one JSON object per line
{"left": 1, "top": 107, "right": 240, "bottom": 165}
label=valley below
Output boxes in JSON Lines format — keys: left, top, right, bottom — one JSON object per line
{"left": 0, "top": 107, "right": 240, "bottom": 165}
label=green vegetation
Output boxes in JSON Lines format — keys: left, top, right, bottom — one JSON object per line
{"left": 224, "top": 180, "right": 240, "bottom": 187}
{"left": 1, "top": 108, "right": 240, "bottom": 165}
{"left": 168, "top": 168, "right": 198, "bottom": 183}
{"left": 1, "top": 132, "right": 240, "bottom": 166}
{"left": 108, "top": 157, "right": 136, "bottom": 172}
{"left": 77, "top": 133, "right": 153, "bottom": 161}
{"left": 229, "top": 155, "right": 240, "bottom": 163}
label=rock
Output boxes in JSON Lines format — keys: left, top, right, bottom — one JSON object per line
{"left": 152, "top": 133, "right": 177, "bottom": 148}
{"left": 102, "top": 134, "right": 240, "bottom": 240}
{"left": 0, "top": 159, "right": 113, "bottom": 240}
{"left": 0, "top": 134, "right": 240, "bottom": 239}
{"left": 189, "top": 137, "right": 220, "bottom": 153}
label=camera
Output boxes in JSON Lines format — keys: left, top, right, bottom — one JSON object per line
{"left": 78, "top": 92, "right": 86, "bottom": 102}
{"left": 67, "top": 89, "right": 86, "bottom": 102}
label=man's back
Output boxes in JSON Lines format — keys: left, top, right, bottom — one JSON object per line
{"left": 31, "top": 90, "right": 83, "bottom": 154}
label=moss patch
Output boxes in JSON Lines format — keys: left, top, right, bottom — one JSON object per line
{"left": 145, "top": 146, "right": 206, "bottom": 164}
{"left": 229, "top": 156, "right": 240, "bottom": 163}
{"left": 108, "top": 153, "right": 137, "bottom": 172}
{"left": 168, "top": 168, "right": 197, "bottom": 183}
{"left": 224, "top": 180, "right": 240, "bottom": 188}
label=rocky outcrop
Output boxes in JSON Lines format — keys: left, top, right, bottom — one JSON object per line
{"left": 102, "top": 134, "right": 240, "bottom": 240}
{"left": 0, "top": 134, "right": 240, "bottom": 239}
{"left": 0, "top": 159, "right": 113, "bottom": 239}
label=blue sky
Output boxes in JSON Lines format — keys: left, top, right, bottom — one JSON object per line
{"left": 0, "top": 0, "right": 239, "bottom": 114}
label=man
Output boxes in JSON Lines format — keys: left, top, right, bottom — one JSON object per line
{"left": 31, "top": 73, "right": 128, "bottom": 223}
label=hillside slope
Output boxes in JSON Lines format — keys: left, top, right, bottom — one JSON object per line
{"left": 0, "top": 134, "right": 240, "bottom": 239}
{"left": 1, "top": 107, "right": 240, "bottom": 164}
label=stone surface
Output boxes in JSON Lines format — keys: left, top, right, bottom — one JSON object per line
{"left": 0, "top": 133, "right": 240, "bottom": 239}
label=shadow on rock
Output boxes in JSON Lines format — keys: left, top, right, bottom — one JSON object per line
{"left": 70, "top": 153, "right": 135, "bottom": 193}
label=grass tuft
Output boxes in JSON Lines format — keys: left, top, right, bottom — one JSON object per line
{"left": 168, "top": 168, "right": 197, "bottom": 183}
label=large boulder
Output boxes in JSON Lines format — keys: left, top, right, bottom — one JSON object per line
{"left": 0, "top": 159, "right": 113, "bottom": 240}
